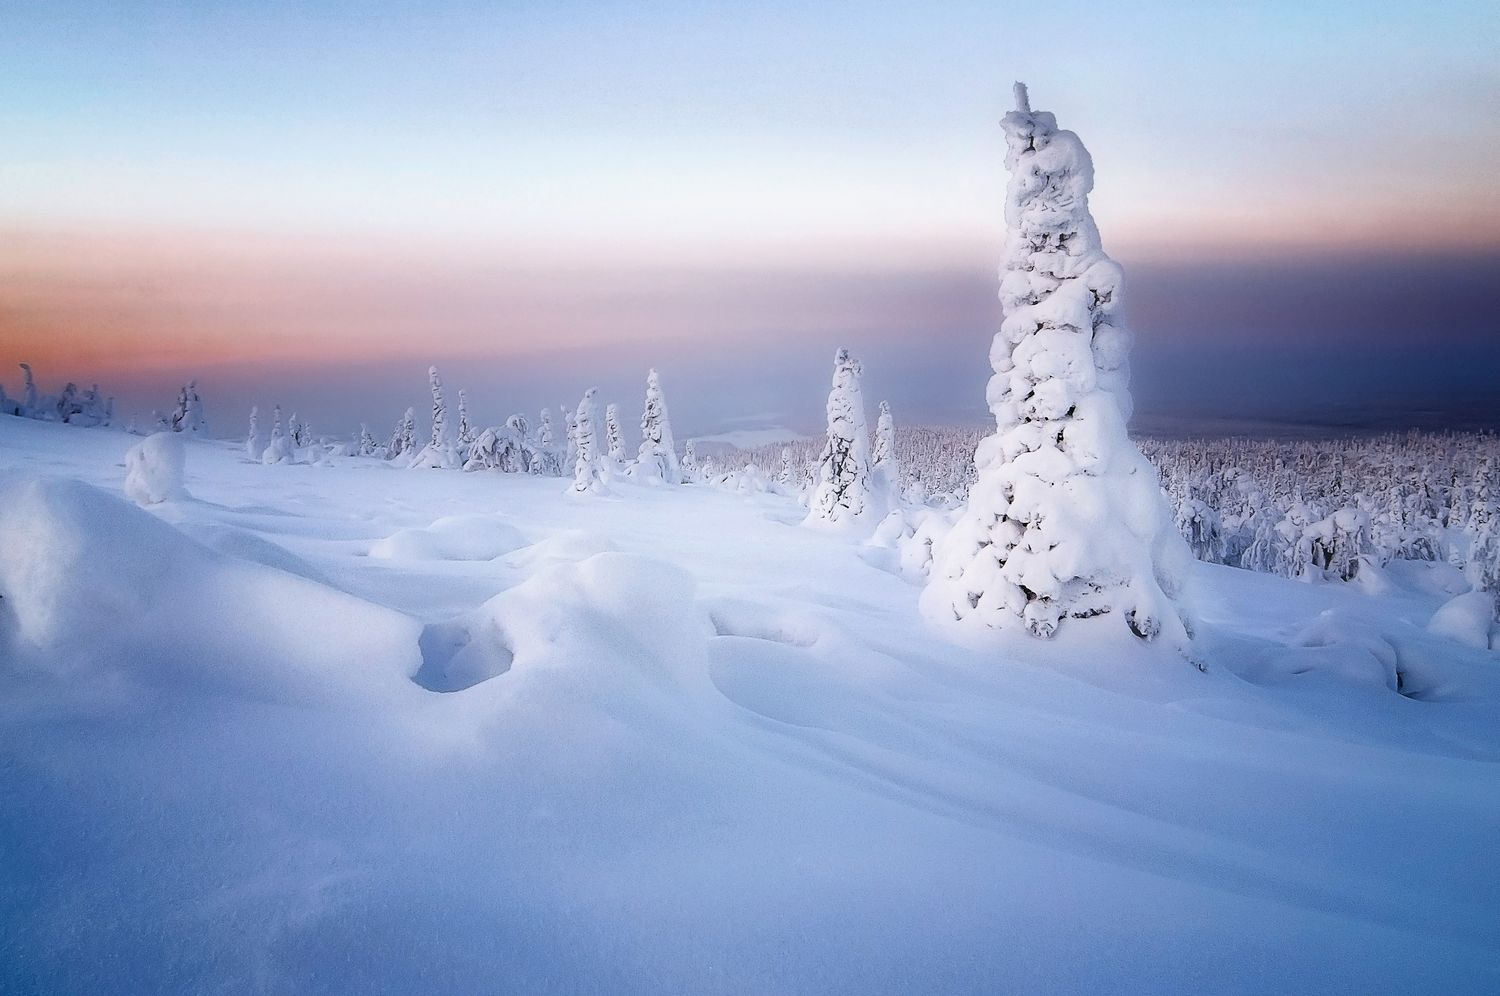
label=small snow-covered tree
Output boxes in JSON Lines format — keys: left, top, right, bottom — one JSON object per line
{"left": 409, "top": 367, "right": 460, "bottom": 469}
{"left": 184, "top": 381, "right": 205, "bottom": 434}
{"left": 387, "top": 407, "right": 416, "bottom": 461}
{"left": 245, "top": 406, "right": 265, "bottom": 460}
{"left": 456, "top": 389, "right": 475, "bottom": 447}
{"left": 921, "top": 84, "right": 1191, "bottom": 648}
{"left": 604, "top": 402, "right": 628, "bottom": 472}
{"left": 428, "top": 366, "right": 447, "bottom": 447}
{"left": 357, "top": 423, "right": 378, "bottom": 457}
{"left": 262, "top": 405, "right": 294, "bottom": 465}
{"left": 563, "top": 405, "right": 579, "bottom": 470}
{"left": 19, "top": 363, "right": 38, "bottom": 419}
{"left": 569, "top": 389, "right": 611, "bottom": 494}
{"left": 870, "top": 400, "right": 903, "bottom": 508}
{"left": 55, "top": 382, "right": 81, "bottom": 423}
{"left": 632, "top": 368, "right": 682, "bottom": 484}
{"left": 533, "top": 408, "right": 563, "bottom": 476}
{"left": 804, "top": 348, "right": 876, "bottom": 528}
{"left": 681, "top": 440, "right": 700, "bottom": 483}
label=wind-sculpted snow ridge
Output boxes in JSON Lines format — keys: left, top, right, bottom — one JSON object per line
{"left": 2, "top": 401, "right": 1500, "bottom": 994}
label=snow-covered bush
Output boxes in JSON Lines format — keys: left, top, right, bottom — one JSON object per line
{"left": 245, "top": 406, "right": 265, "bottom": 461}
{"left": 922, "top": 84, "right": 1190, "bottom": 648}
{"left": 124, "top": 432, "right": 188, "bottom": 505}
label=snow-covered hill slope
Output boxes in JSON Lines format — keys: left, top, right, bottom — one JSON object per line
{"left": 1, "top": 417, "right": 1497, "bottom": 994}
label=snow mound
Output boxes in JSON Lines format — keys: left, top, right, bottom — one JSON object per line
{"left": 1242, "top": 609, "right": 1399, "bottom": 691}
{"left": 1427, "top": 591, "right": 1496, "bottom": 651}
{"left": 123, "top": 431, "right": 187, "bottom": 505}
{"left": 501, "top": 529, "right": 617, "bottom": 570}
{"left": 415, "top": 551, "right": 708, "bottom": 694}
{"left": 370, "top": 513, "right": 527, "bottom": 562}
{"left": 0, "top": 475, "right": 420, "bottom": 701}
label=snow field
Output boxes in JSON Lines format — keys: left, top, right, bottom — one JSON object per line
{"left": 1, "top": 416, "right": 1498, "bottom": 994}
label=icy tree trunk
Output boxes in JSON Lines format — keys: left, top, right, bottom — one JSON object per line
{"left": 804, "top": 349, "right": 877, "bottom": 528}
{"left": 922, "top": 84, "right": 1192, "bottom": 650}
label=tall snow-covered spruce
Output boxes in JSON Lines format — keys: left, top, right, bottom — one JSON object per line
{"left": 922, "top": 84, "right": 1192, "bottom": 650}
{"left": 804, "top": 348, "right": 877, "bottom": 528}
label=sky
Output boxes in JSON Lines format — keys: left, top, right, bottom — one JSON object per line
{"left": 2, "top": 0, "right": 1497, "bottom": 438}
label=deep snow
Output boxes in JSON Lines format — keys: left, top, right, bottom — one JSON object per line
{"left": 1, "top": 417, "right": 1497, "bottom": 994}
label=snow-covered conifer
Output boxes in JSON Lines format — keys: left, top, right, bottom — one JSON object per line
{"left": 604, "top": 403, "right": 628, "bottom": 471}
{"left": 804, "top": 348, "right": 876, "bottom": 528}
{"left": 456, "top": 389, "right": 475, "bottom": 447}
{"left": 184, "top": 381, "right": 205, "bottom": 434}
{"left": 358, "top": 423, "right": 378, "bottom": 457}
{"left": 870, "top": 400, "right": 903, "bottom": 507}
{"left": 681, "top": 440, "right": 700, "bottom": 483}
{"left": 19, "top": 363, "right": 38, "bottom": 419}
{"left": 245, "top": 406, "right": 265, "bottom": 460}
{"left": 569, "top": 389, "right": 611, "bottom": 494}
{"left": 632, "top": 368, "right": 683, "bottom": 484}
{"left": 262, "top": 405, "right": 294, "bottom": 465}
{"left": 387, "top": 407, "right": 416, "bottom": 461}
{"left": 922, "top": 84, "right": 1191, "bottom": 648}
{"left": 428, "top": 366, "right": 447, "bottom": 447}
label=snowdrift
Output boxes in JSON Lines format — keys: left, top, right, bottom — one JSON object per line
{"left": 0, "top": 475, "right": 421, "bottom": 703}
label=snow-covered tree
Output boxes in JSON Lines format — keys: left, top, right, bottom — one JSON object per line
{"left": 387, "top": 407, "right": 416, "bottom": 461}
{"left": 184, "top": 381, "right": 205, "bottom": 434}
{"left": 55, "top": 382, "right": 81, "bottom": 423}
{"left": 870, "top": 400, "right": 903, "bottom": 507}
{"left": 563, "top": 405, "right": 579, "bottom": 470}
{"left": 531, "top": 408, "right": 563, "bottom": 476}
{"left": 357, "top": 423, "right": 378, "bottom": 457}
{"left": 408, "top": 367, "right": 460, "bottom": 469}
{"left": 681, "top": 440, "right": 700, "bottom": 483}
{"left": 245, "top": 406, "right": 265, "bottom": 460}
{"left": 604, "top": 402, "right": 628, "bottom": 472}
{"left": 632, "top": 368, "right": 682, "bottom": 485}
{"left": 456, "top": 388, "right": 475, "bottom": 447}
{"left": 569, "top": 389, "right": 611, "bottom": 494}
{"left": 922, "top": 84, "right": 1191, "bottom": 648}
{"left": 19, "top": 363, "right": 38, "bottom": 419}
{"left": 428, "top": 366, "right": 447, "bottom": 447}
{"left": 262, "top": 405, "right": 294, "bottom": 465}
{"left": 804, "top": 348, "right": 876, "bottom": 528}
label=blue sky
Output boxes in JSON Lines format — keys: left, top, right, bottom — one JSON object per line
{"left": 2, "top": 1, "right": 1497, "bottom": 434}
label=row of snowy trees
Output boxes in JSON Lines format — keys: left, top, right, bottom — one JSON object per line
{"left": 241, "top": 365, "right": 687, "bottom": 491}
{"left": 0, "top": 364, "right": 114, "bottom": 427}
